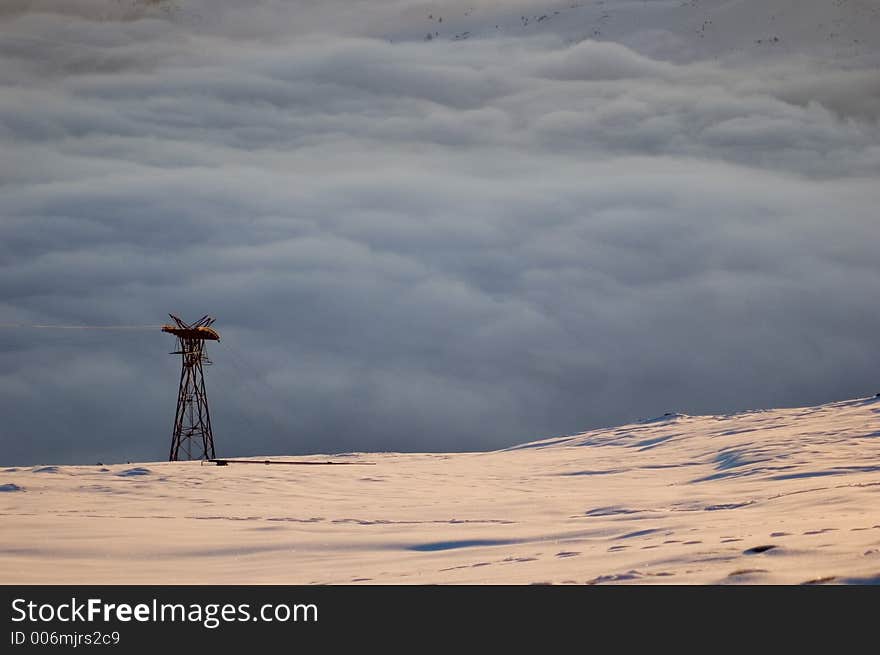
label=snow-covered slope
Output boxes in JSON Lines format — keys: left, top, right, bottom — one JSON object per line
{"left": 377, "top": 0, "right": 880, "bottom": 61}
{"left": 13, "top": 1, "right": 878, "bottom": 61}
{"left": 2, "top": 395, "right": 879, "bottom": 584}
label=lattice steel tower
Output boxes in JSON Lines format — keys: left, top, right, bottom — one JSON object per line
{"left": 161, "top": 314, "right": 220, "bottom": 461}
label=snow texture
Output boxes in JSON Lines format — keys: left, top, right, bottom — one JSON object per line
{"left": 2, "top": 396, "right": 879, "bottom": 584}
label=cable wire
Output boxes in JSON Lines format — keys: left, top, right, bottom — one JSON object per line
{"left": 0, "top": 324, "right": 160, "bottom": 330}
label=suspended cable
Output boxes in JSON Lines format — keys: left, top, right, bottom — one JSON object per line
{"left": 0, "top": 324, "right": 159, "bottom": 330}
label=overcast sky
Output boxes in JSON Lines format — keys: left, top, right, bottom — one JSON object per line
{"left": 1, "top": 1, "right": 879, "bottom": 465}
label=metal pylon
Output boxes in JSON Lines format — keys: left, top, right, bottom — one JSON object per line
{"left": 161, "top": 315, "right": 220, "bottom": 461}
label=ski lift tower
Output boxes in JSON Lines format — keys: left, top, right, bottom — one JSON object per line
{"left": 161, "top": 314, "right": 220, "bottom": 461}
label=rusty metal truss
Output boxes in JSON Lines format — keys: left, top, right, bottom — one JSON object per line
{"left": 161, "top": 314, "right": 219, "bottom": 461}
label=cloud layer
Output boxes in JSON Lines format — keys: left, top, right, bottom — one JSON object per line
{"left": 1, "top": 1, "right": 879, "bottom": 464}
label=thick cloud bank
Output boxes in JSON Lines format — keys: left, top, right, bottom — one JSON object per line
{"left": 1, "top": 1, "right": 879, "bottom": 464}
